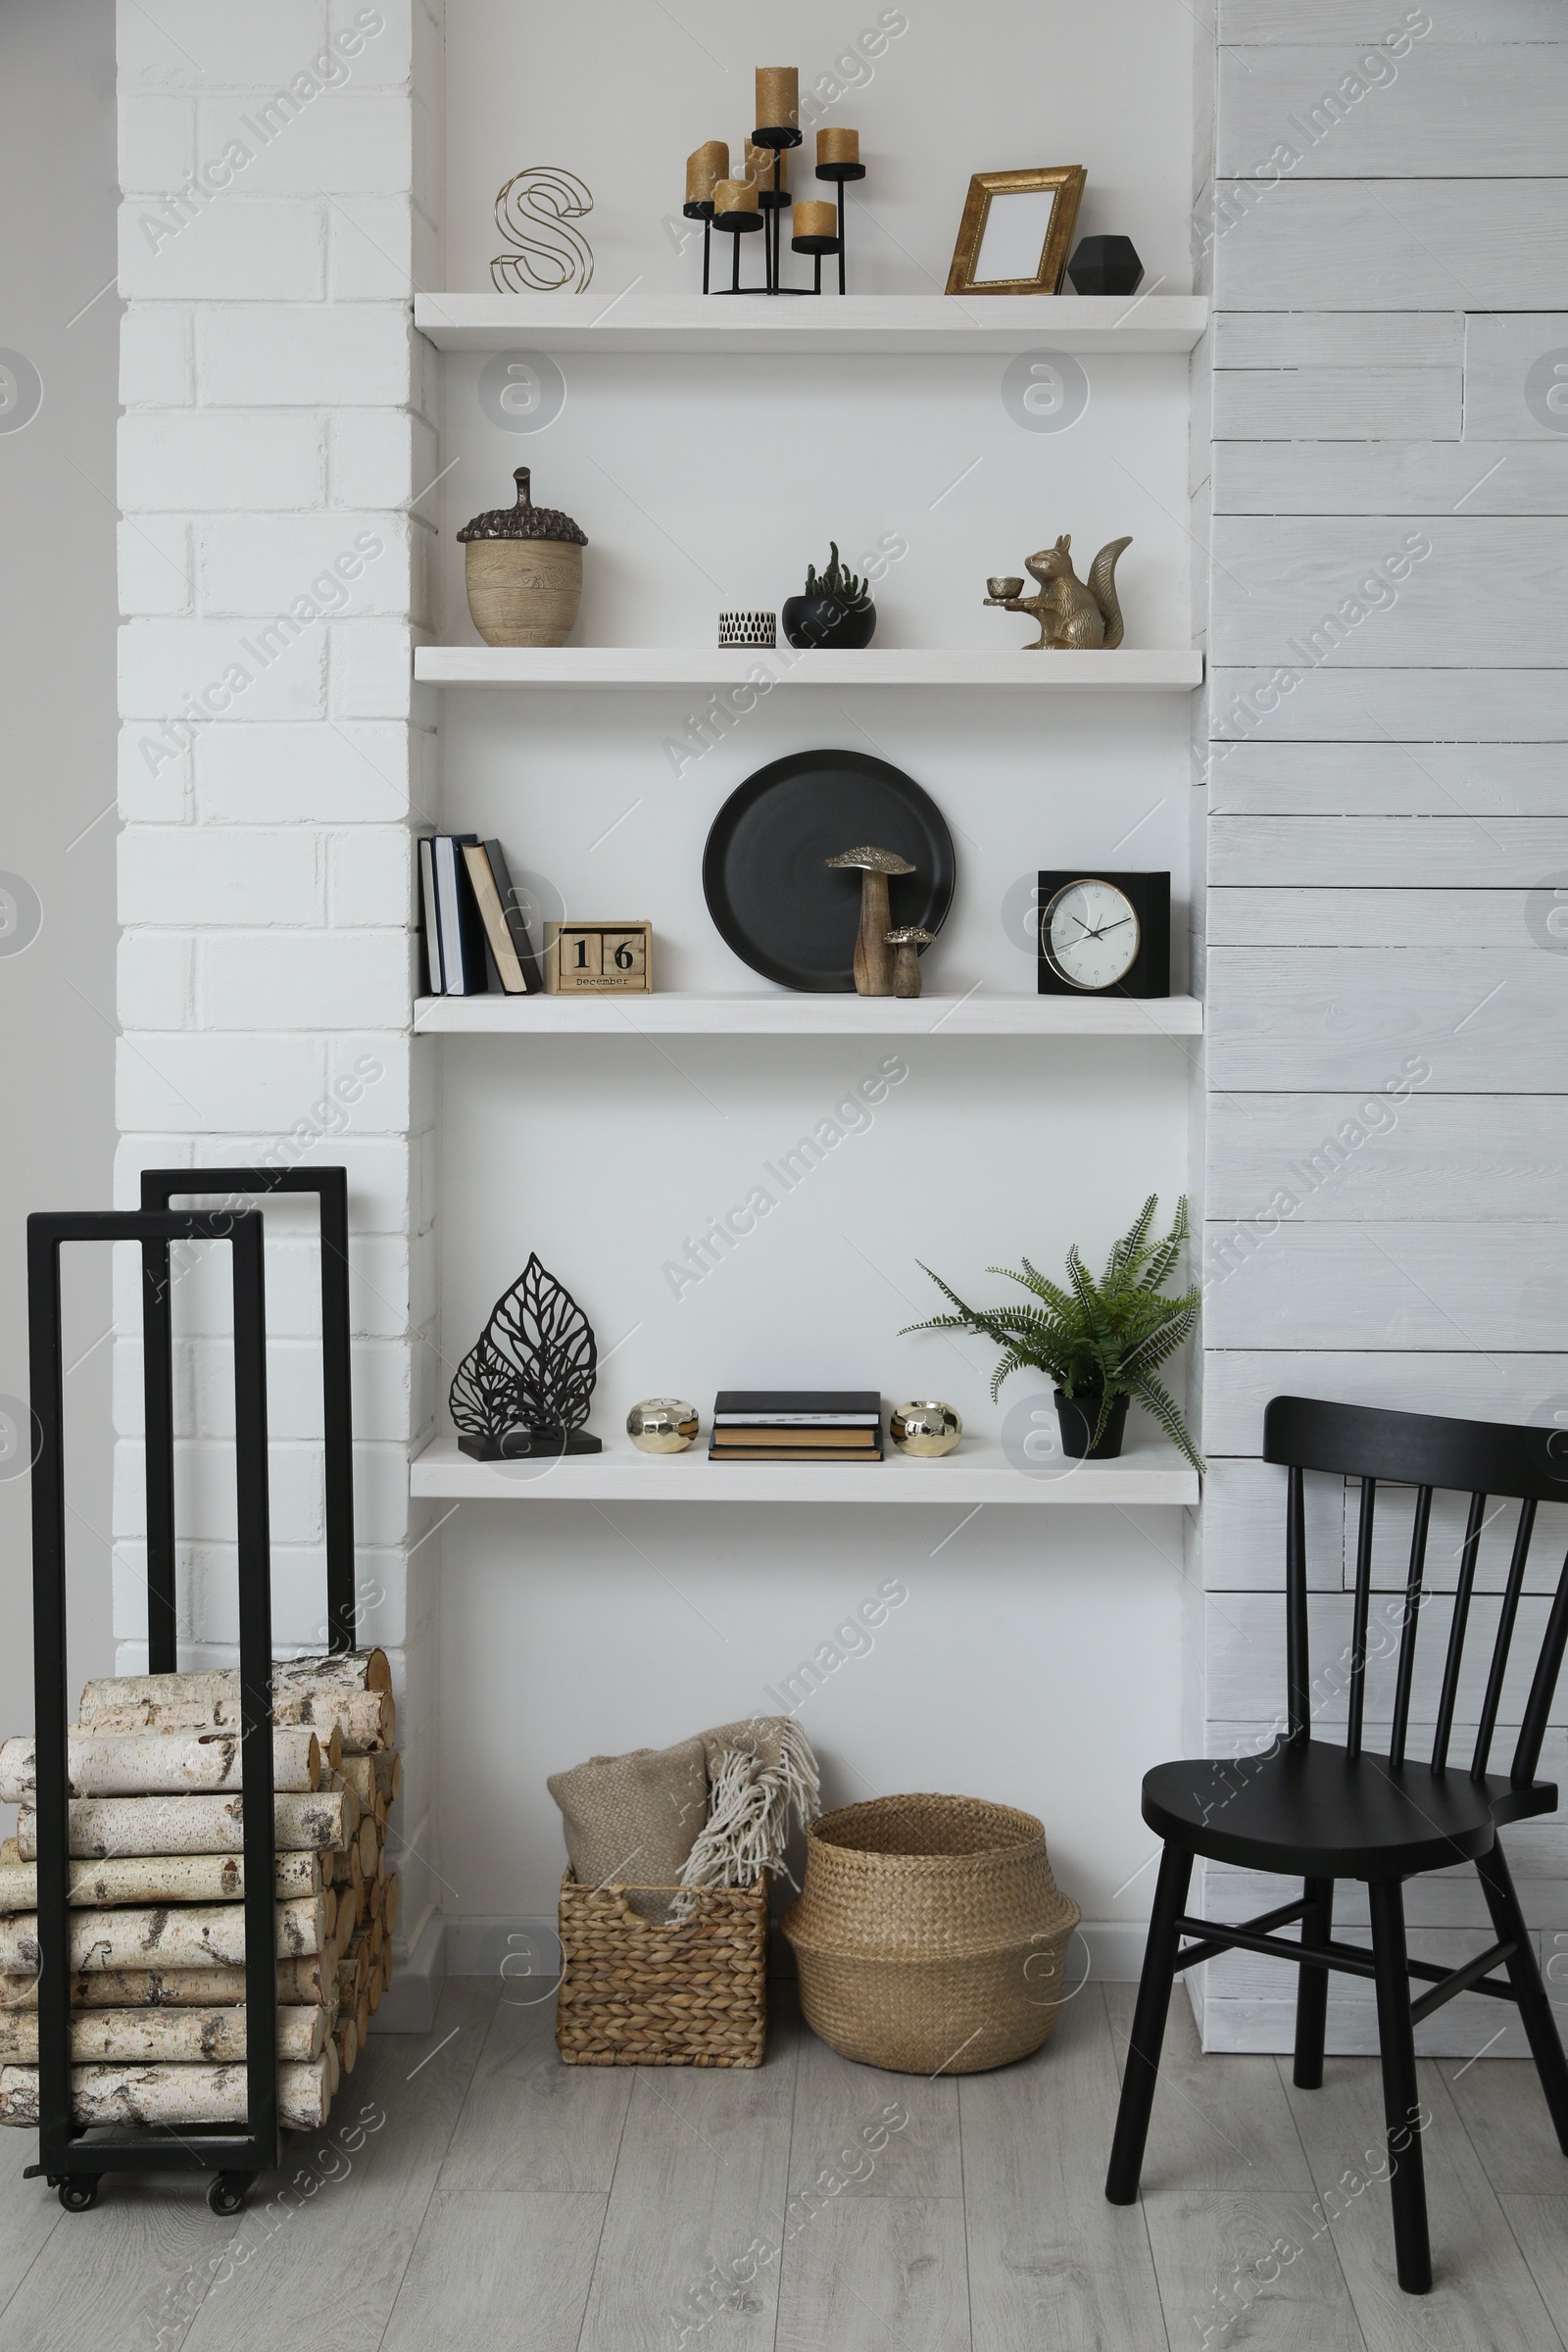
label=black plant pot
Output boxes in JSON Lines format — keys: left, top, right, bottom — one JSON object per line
{"left": 1054, "top": 1387, "right": 1130, "bottom": 1460}
{"left": 781, "top": 594, "right": 877, "bottom": 651}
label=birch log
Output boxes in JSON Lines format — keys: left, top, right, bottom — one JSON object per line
{"left": 0, "top": 1894, "right": 326, "bottom": 1975}
{"left": 83, "top": 1690, "right": 393, "bottom": 1754}
{"left": 77, "top": 1649, "right": 390, "bottom": 1721}
{"left": 329, "top": 1841, "right": 364, "bottom": 1894}
{"left": 0, "top": 1852, "right": 319, "bottom": 1913}
{"left": 0, "top": 2057, "right": 332, "bottom": 2131}
{"left": 0, "top": 1955, "right": 333, "bottom": 2009}
{"left": 0, "top": 2005, "right": 325, "bottom": 2063}
{"left": 338, "top": 1753, "right": 398, "bottom": 1809}
{"left": 319, "top": 1772, "right": 363, "bottom": 1838}
{"left": 0, "top": 1729, "right": 321, "bottom": 1800}
{"left": 17, "top": 1788, "right": 353, "bottom": 1859}
{"left": 273, "top": 1690, "right": 392, "bottom": 1753}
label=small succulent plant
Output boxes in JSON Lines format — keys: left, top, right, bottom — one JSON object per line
{"left": 803, "top": 542, "right": 869, "bottom": 607}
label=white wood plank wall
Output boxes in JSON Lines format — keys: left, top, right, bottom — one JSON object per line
{"left": 1193, "top": 0, "right": 1568, "bottom": 2052}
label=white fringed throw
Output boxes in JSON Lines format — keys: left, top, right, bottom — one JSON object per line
{"left": 676, "top": 1717, "right": 820, "bottom": 1903}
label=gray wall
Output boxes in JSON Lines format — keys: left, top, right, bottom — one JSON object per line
{"left": 1195, "top": 0, "right": 1568, "bottom": 2050}
{"left": 0, "top": 0, "right": 122, "bottom": 1797}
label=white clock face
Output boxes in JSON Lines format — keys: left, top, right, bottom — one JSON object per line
{"left": 1043, "top": 880, "right": 1141, "bottom": 990}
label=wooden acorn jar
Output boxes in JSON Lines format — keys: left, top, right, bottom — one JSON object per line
{"left": 458, "top": 467, "right": 587, "bottom": 648}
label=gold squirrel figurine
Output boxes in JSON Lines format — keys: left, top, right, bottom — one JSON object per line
{"left": 984, "top": 533, "right": 1132, "bottom": 650}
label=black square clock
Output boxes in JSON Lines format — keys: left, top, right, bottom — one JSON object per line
{"left": 1036, "top": 870, "right": 1170, "bottom": 998}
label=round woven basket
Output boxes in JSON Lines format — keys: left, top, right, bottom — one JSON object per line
{"left": 781, "top": 1792, "right": 1080, "bottom": 2075}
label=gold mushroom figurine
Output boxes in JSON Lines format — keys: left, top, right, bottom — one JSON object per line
{"left": 826, "top": 845, "right": 915, "bottom": 996}
{"left": 885, "top": 925, "right": 934, "bottom": 1000}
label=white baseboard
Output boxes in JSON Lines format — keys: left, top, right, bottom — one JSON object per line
{"left": 376, "top": 1914, "right": 1544, "bottom": 2060}
{"left": 431, "top": 1915, "right": 1148, "bottom": 1986}
{"left": 368, "top": 1913, "right": 445, "bottom": 2034}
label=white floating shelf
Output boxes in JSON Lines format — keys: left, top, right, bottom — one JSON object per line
{"left": 416, "top": 292, "right": 1207, "bottom": 356}
{"left": 414, "top": 992, "right": 1202, "bottom": 1038}
{"left": 410, "top": 1435, "right": 1199, "bottom": 1507}
{"left": 414, "top": 647, "right": 1203, "bottom": 692}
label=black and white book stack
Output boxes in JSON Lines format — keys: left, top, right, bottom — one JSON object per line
{"left": 709, "top": 1391, "right": 884, "bottom": 1464}
{"left": 418, "top": 834, "right": 541, "bottom": 996}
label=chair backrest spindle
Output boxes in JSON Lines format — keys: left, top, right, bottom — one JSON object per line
{"left": 1388, "top": 1486, "right": 1432, "bottom": 1769}
{"left": 1432, "top": 1493, "right": 1487, "bottom": 1771}
{"left": 1285, "top": 1463, "right": 1309, "bottom": 1742}
{"left": 1346, "top": 1477, "right": 1377, "bottom": 1761}
{"left": 1512, "top": 1547, "right": 1568, "bottom": 1787}
{"left": 1472, "top": 1498, "right": 1536, "bottom": 1779}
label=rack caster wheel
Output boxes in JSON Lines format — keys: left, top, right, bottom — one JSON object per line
{"left": 59, "top": 2177, "right": 100, "bottom": 2212}
{"left": 208, "top": 2173, "right": 251, "bottom": 2217}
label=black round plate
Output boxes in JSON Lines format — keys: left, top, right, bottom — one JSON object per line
{"left": 703, "top": 750, "right": 956, "bottom": 993}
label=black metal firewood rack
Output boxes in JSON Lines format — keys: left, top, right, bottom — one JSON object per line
{"left": 23, "top": 1169, "right": 358, "bottom": 2215}
{"left": 138, "top": 1166, "right": 359, "bottom": 1663}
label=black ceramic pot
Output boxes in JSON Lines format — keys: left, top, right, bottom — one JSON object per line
{"left": 781, "top": 594, "right": 877, "bottom": 651}
{"left": 1054, "top": 1387, "right": 1130, "bottom": 1460}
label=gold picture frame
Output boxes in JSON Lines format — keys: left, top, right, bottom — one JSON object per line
{"left": 945, "top": 166, "right": 1087, "bottom": 297}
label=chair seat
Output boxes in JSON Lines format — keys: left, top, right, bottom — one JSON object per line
{"left": 1143, "top": 1739, "right": 1558, "bottom": 1880}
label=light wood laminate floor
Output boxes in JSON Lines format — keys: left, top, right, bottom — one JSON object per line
{"left": 2, "top": 1978, "right": 1565, "bottom": 2352}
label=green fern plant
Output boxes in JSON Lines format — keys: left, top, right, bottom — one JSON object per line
{"left": 803, "top": 541, "right": 868, "bottom": 606}
{"left": 903, "top": 1196, "right": 1203, "bottom": 1471}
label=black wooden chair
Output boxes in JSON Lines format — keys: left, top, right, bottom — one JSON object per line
{"left": 1105, "top": 1396, "right": 1568, "bottom": 2295}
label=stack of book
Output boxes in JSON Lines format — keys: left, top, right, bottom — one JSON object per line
{"left": 709, "top": 1392, "right": 883, "bottom": 1464}
{"left": 418, "top": 834, "right": 541, "bottom": 996}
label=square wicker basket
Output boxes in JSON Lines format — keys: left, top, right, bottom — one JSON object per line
{"left": 554, "top": 1869, "right": 768, "bottom": 2067}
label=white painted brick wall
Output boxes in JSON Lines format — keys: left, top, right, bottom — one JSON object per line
{"left": 120, "top": 307, "right": 193, "bottom": 407}
{"left": 198, "top": 306, "right": 413, "bottom": 404}
{"left": 119, "top": 931, "right": 195, "bottom": 1030}
{"left": 196, "top": 720, "right": 425, "bottom": 824}
{"left": 116, "top": 0, "right": 443, "bottom": 1975}
{"left": 198, "top": 930, "right": 414, "bottom": 1027}
{"left": 120, "top": 200, "right": 329, "bottom": 302}
{"left": 197, "top": 513, "right": 413, "bottom": 614}
{"left": 119, "top": 825, "right": 323, "bottom": 926}
{"left": 120, "top": 411, "right": 324, "bottom": 509}
{"left": 118, "top": 518, "right": 194, "bottom": 616}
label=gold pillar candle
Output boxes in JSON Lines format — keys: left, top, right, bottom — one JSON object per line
{"left": 755, "top": 65, "right": 799, "bottom": 133}
{"left": 713, "top": 177, "right": 758, "bottom": 216}
{"left": 745, "top": 138, "right": 787, "bottom": 192}
{"left": 685, "top": 140, "right": 728, "bottom": 205}
{"left": 793, "top": 200, "right": 837, "bottom": 241}
{"left": 817, "top": 125, "right": 860, "bottom": 169}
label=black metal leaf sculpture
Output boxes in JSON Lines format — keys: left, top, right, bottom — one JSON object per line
{"left": 450, "top": 1254, "right": 600, "bottom": 1457}
{"left": 448, "top": 1334, "right": 516, "bottom": 1444}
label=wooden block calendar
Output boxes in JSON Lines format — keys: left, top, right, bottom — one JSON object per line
{"left": 543, "top": 920, "right": 654, "bottom": 994}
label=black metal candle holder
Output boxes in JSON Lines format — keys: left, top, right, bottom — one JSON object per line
{"left": 703, "top": 122, "right": 858, "bottom": 297}
{"left": 682, "top": 198, "right": 715, "bottom": 294}
{"left": 711, "top": 196, "right": 766, "bottom": 294}
{"left": 814, "top": 155, "right": 866, "bottom": 297}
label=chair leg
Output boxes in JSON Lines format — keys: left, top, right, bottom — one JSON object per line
{"left": 1368, "top": 1879, "right": 1432, "bottom": 2295}
{"left": 1294, "top": 1876, "right": 1335, "bottom": 2090}
{"left": 1105, "top": 1842, "right": 1193, "bottom": 2205}
{"left": 1475, "top": 1838, "right": 1568, "bottom": 2158}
